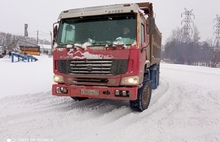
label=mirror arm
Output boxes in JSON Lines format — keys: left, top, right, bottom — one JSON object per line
{"left": 141, "top": 42, "right": 149, "bottom": 52}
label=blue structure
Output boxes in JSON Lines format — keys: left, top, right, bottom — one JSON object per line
{"left": 11, "top": 52, "right": 38, "bottom": 63}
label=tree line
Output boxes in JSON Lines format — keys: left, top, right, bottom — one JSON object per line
{"left": 162, "top": 26, "right": 220, "bottom": 67}
{"left": 0, "top": 32, "right": 50, "bottom": 51}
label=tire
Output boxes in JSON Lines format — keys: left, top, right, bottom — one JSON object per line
{"left": 129, "top": 79, "right": 152, "bottom": 112}
{"left": 70, "top": 97, "right": 88, "bottom": 101}
{"left": 156, "top": 64, "right": 160, "bottom": 86}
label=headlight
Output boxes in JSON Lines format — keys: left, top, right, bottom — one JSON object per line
{"left": 53, "top": 74, "right": 64, "bottom": 83}
{"left": 120, "top": 76, "right": 139, "bottom": 85}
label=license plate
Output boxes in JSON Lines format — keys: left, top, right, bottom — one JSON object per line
{"left": 81, "top": 89, "right": 99, "bottom": 96}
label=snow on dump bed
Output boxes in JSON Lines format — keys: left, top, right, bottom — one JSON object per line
{"left": 0, "top": 56, "right": 220, "bottom": 142}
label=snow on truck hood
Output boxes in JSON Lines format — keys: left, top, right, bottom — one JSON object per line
{"left": 55, "top": 45, "right": 131, "bottom": 60}
{"left": 67, "top": 49, "right": 114, "bottom": 59}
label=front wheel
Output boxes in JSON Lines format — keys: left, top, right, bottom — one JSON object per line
{"left": 129, "top": 80, "right": 152, "bottom": 112}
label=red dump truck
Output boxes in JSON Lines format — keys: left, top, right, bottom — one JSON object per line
{"left": 52, "top": 2, "right": 162, "bottom": 111}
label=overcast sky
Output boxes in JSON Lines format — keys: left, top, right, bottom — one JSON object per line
{"left": 1, "top": 0, "right": 219, "bottom": 44}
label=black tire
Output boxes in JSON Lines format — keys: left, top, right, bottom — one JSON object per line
{"left": 129, "top": 80, "right": 152, "bottom": 112}
{"left": 70, "top": 97, "right": 88, "bottom": 101}
{"left": 156, "top": 64, "right": 160, "bottom": 86}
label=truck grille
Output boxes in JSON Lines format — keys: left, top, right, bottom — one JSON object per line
{"left": 70, "top": 60, "right": 112, "bottom": 75}
{"left": 57, "top": 59, "right": 128, "bottom": 75}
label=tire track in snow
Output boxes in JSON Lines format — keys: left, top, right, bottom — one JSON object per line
{"left": 57, "top": 79, "right": 171, "bottom": 142}
{"left": 0, "top": 79, "right": 170, "bottom": 142}
{"left": 105, "top": 77, "right": 220, "bottom": 142}
{"left": 102, "top": 79, "right": 188, "bottom": 142}
{"left": 0, "top": 93, "right": 132, "bottom": 141}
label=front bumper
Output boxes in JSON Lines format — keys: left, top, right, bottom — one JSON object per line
{"left": 52, "top": 84, "right": 138, "bottom": 101}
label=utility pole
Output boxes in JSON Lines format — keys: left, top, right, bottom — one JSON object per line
{"left": 37, "top": 30, "right": 39, "bottom": 45}
{"left": 24, "top": 24, "right": 28, "bottom": 55}
{"left": 213, "top": 15, "right": 220, "bottom": 48}
{"left": 181, "top": 8, "right": 195, "bottom": 42}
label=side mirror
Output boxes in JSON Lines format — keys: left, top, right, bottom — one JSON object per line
{"left": 52, "top": 22, "right": 59, "bottom": 45}
{"left": 150, "top": 18, "right": 155, "bottom": 34}
{"left": 147, "top": 17, "right": 155, "bottom": 34}
{"left": 53, "top": 25, "right": 58, "bottom": 39}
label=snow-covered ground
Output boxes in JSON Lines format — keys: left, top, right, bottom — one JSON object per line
{"left": 0, "top": 55, "right": 220, "bottom": 142}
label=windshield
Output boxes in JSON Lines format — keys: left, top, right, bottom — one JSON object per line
{"left": 57, "top": 13, "right": 136, "bottom": 47}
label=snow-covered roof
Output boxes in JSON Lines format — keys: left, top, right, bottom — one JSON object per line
{"left": 39, "top": 44, "right": 51, "bottom": 49}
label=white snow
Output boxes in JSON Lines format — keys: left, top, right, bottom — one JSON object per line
{"left": 0, "top": 55, "right": 220, "bottom": 142}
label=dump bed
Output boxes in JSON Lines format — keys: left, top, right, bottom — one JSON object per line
{"left": 137, "top": 2, "right": 162, "bottom": 65}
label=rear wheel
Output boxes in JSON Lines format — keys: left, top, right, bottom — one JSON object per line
{"left": 70, "top": 97, "right": 88, "bottom": 101}
{"left": 130, "top": 80, "right": 152, "bottom": 112}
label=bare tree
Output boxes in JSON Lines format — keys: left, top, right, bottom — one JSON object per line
{"left": 0, "top": 31, "right": 51, "bottom": 52}
{"left": 163, "top": 26, "right": 214, "bottom": 66}
{"left": 193, "top": 26, "right": 200, "bottom": 43}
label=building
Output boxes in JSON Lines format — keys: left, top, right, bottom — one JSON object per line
{"left": 18, "top": 40, "right": 40, "bottom": 56}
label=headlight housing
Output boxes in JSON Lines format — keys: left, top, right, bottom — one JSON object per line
{"left": 53, "top": 74, "right": 64, "bottom": 83}
{"left": 120, "top": 76, "right": 139, "bottom": 85}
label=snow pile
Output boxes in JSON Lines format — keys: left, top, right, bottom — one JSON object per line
{"left": 0, "top": 55, "right": 53, "bottom": 98}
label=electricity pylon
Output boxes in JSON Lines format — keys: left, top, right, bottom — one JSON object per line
{"left": 181, "top": 8, "right": 195, "bottom": 41}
